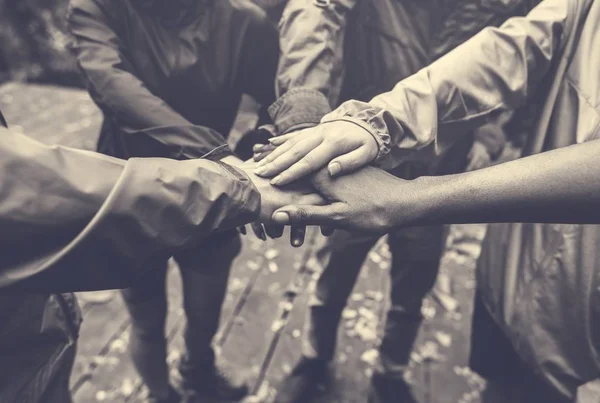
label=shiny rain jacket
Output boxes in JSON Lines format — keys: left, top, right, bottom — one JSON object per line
{"left": 268, "top": 0, "right": 511, "bottom": 159}
{"left": 321, "top": 0, "right": 600, "bottom": 399}
{"left": 0, "top": 112, "right": 260, "bottom": 402}
{"left": 67, "top": 0, "right": 278, "bottom": 160}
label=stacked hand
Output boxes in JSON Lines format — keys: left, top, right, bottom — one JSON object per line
{"left": 235, "top": 159, "right": 325, "bottom": 246}
{"left": 252, "top": 120, "right": 380, "bottom": 185}
{"left": 250, "top": 121, "right": 383, "bottom": 236}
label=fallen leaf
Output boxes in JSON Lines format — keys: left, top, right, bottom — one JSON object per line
{"left": 435, "top": 331, "right": 452, "bottom": 347}
{"left": 265, "top": 248, "right": 280, "bottom": 260}
{"left": 342, "top": 309, "right": 358, "bottom": 320}
{"left": 120, "top": 378, "right": 134, "bottom": 397}
{"left": 271, "top": 319, "right": 285, "bottom": 333}
{"left": 361, "top": 349, "right": 379, "bottom": 366}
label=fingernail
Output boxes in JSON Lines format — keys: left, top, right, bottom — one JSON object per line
{"left": 256, "top": 159, "right": 268, "bottom": 168}
{"left": 328, "top": 162, "right": 341, "bottom": 177}
{"left": 272, "top": 212, "right": 289, "bottom": 224}
{"left": 268, "top": 137, "right": 281, "bottom": 145}
{"left": 270, "top": 175, "right": 282, "bottom": 185}
{"left": 254, "top": 166, "right": 266, "bottom": 175}
{"left": 292, "top": 238, "right": 304, "bottom": 247}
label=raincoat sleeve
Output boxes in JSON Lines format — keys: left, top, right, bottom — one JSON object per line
{"left": 0, "top": 127, "right": 260, "bottom": 293}
{"left": 321, "top": 0, "right": 569, "bottom": 167}
{"left": 67, "top": 1, "right": 230, "bottom": 159}
{"left": 268, "top": 0, "right": 359, "bottom": 134}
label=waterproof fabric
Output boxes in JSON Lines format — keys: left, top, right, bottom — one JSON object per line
{"left": 68, "top": 0, "right": 278, "bottom": 160}
{"left": 323, "top": 0, "right": 600, "bottom": 398}
{"left": 0, "top": 122, "right": 260, "bottom": 402}
{"left": 269, "top": 0, "right": 508, "bottom": 157}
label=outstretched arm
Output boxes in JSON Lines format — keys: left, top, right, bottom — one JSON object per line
{"left": 273, "top": 138, "right": 600, "bottom": 232}
{"left": 0, "top": 126, "right": 321, "bottom": 293}
{"left": 255, "top": 0, "right": 571, "bottom": 185}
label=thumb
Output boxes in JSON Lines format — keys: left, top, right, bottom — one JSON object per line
{"left": 272, "top": 204, "right": 343, "bottom": 227}
{"left": 327, "top": 147, "right": 374, "bottom": 177}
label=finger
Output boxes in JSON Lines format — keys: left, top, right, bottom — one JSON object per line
{"left": 294, "top": 192, "right": 327, "bottom": 207}
{"left": 264, "top": 223, "right": 284, "bottom": 239}
{"left": 254, "top": 138, "right": 298, "bottom": 170}
{"left": 253, "top": 151, "right": 271, "bottom": 162}
{"left": 272, "top": 204, "right": 344, "bottom": 227}
{"left": 251, "top": 222, "right": 267, "bottom": 241}
{"left": 268, "top": 142, "right": 342, "bottom": 186}
{"left": 320, "top": 226, "right": 335, "bottom": 237}
{"left": 327, "top": 146, "right": 374, "bottom": 177}
{"left": 237, "top": 225, "right": 247, "bottom": 235}
{"left": 253, "top": 143, "right": 275, "bottom": 154}
{"left": 290, "top": 225, "right": 307, "bottom": 247}
{"left": 258, "top": 135, "right": 324, "bottom": 175}
{"left": 268, "top": 131, "right": 302, "bottom": 146}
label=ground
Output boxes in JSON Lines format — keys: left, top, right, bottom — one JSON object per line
{"left": 1, "top": 82, "right": 495, "bottom": 403}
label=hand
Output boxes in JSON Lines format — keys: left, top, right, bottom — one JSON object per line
{"left": 271, "top": 166, "right": 420, "bottom": 234}
{"left": 465, "top": 141, "right": 492, "bottom": 172}
{"left": 253, "top": 121, "right": 379, "bottom": 186}
{"left": 238, "top": 161, "right": 325, "bottom": 246}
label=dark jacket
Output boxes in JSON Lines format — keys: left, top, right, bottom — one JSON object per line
{"left": 68, "top": 0, "right": 279, "bottom": 160}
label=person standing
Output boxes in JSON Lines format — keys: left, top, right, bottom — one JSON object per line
{"left": 68, "top": 0, "right": 279, "bottom": 401}
{"left": 253, "top": 1, "right": 506, "bottom": 402}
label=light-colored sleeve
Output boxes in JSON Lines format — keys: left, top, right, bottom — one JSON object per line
{"left": 269, "top": 0, "right": 359, "bottom": 134}
{"left": 0, "top": 128, "right": 259, "bottom": 292}
{"left": 322, "top": 0, "right": 571, "bottom": 167}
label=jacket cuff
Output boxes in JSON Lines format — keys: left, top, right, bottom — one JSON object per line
{"left": 321, "top": 102, "right": 394, "bottom": 162}
{"left": 268, "top": 88, "right": 332, "bottom": 135}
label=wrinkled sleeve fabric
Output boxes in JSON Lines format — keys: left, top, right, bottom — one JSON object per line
{"left": 67, "top": 0, "right": 229, "bottom": 159}
{"left": 0, "top": 128, "right": 260, "bottom": 293}
{"left": 269, "top": 0, "right": 358, "bottom": 134}
{"left": 321, "top": 0, "right": 569, "bottom": 167}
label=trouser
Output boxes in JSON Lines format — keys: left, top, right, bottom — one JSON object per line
{"left": 121, "top": 231, "right": 241, "bottom": 377}
{"left": 302, "top": 225, "right": 445, "bottom": 376}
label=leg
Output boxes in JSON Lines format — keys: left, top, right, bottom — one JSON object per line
{"left": 121, "top": 260, "right": 171, "bottom": 400}
{"left": 303, "top": 231, "right": 380, "bottom": 362}
{"left": 175, "top": 230, "right": 247, "bottom": 400}
{"left": 370, "top": 225, "right": 445, "bottom": 403}
{"left": 276, "top": 232, "right": 380, "bottom": 403}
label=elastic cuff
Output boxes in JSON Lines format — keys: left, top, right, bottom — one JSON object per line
{"left": 219, "top": 163, "right": 262, "bottom": 221}
{"left": 268, "top": 88, "right": 332, "bottom": 135}
{"left": 320, "top": 116, "right": 390, "bottom": 161}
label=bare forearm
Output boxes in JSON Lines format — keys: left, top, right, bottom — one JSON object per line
{"left": 400, "top": 139, "right": 600, "bottom": 226}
